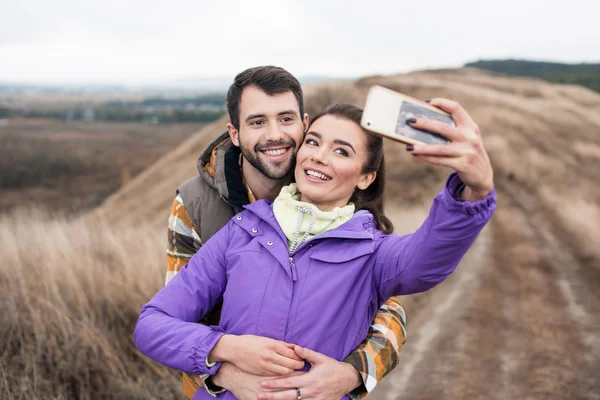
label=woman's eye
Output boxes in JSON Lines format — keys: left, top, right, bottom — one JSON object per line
{"left": 335, "top": 148, "right": 349, "bottom": 157}
{"left": 305, "top": 139, "right": 318, "bottom": 146}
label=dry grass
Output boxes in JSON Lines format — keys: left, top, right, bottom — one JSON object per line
{"left": 0, "top": 208, "right": 181, "bottom": 400}
{"left": 0, "top": 119, "right": 205, "bottom": 214}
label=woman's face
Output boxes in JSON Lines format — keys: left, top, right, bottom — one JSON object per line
{"left": 295, "top": 115, "right": 376, "bottom": 211}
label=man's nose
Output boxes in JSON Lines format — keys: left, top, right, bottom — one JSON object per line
{"left": 264, "top": 123, "right": 284, "bottom": 141}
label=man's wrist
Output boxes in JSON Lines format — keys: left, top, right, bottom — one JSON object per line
{"left": 340, "top": 361, "right": 363, "bottom": 393}
{"left": 211, "top": 362, "right": 237, "bottom": 391}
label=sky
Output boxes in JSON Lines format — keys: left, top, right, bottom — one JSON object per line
{"left": 0, "top": 0, "right": 598, "bottom": 85}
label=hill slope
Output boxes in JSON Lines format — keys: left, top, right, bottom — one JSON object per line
{"left": 91, "top": 68, "right": 600, "bottom": 398}
{"left": 466, "top": 59, "right": 600, "bottom": 93}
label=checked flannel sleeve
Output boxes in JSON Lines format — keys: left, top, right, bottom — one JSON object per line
{"left": 166, "top": 195, "right": 225, "bottom": 398}
{"left": 344, "top": 296, "right": 407, "bottom": 400}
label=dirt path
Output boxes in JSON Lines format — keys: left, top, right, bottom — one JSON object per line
{"left": 371, "top": 188, "right": 600, "bottom": 400}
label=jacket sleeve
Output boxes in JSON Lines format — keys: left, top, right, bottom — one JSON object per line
{"left": 134, "top": 220, "right": 232, "bottom": 376}
{"left": 343, "top": 296, "right": 407, "bottom": 399}
{"left": 375, "top": 173, "right": 496, "bottom": 301}
{"left": 166, "top": 194, "right": 202, "bottom": 285}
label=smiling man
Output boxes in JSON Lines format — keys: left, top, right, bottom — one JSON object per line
{"left": 165, "top": 66, "right": 407, "bottom": 400}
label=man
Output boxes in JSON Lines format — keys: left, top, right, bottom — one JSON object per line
{"left": 166, "top": 66, "right": 406, "bottom": 400}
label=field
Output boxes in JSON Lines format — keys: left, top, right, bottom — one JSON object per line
{"left": 0, "top": 119, "right": 205, "bottom": 213}
{"left": 0, "top": 209, "right": 179, "bottom": 399}
{"left": 2, "top": 68, "right": 600, "bottom": 399}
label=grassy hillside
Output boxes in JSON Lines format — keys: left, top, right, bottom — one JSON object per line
{"left": 466, "top": 59, "right": 600, "bottom": 93}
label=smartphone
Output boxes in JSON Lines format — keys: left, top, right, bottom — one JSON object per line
{"left": 361, "top": 85, "right": 454, "bottom": 146}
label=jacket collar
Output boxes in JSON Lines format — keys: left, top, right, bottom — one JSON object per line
{"left": 197, "top": 132, "right": 250, "bottom": 210}
{"left": 242, "top": 200, "right": 377, "bottom": 244}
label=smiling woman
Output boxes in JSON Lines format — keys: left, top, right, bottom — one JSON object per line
{"left": 296, "top": 103, "right": 391, "bottom": 232}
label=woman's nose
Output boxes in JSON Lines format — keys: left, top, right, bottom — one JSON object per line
{"left": 310, "top": 148, "right": 329, "bottom": 165}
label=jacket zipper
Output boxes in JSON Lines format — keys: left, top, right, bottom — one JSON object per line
{"left": 289, "top": 257, "right": 298, "bottom": 282}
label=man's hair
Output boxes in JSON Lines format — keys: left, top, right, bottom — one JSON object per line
{"left": 226, "top": 66, "right": 304, "bottom": 130}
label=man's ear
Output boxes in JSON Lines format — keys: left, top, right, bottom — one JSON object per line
{"left": 357, "top": 172, "right": 377, "bottom": 191}
{"left": 302, "top": 113, "right": 309, "bottom": 132}
{"left": 226, "top": 123, "right": 240, "bottom": 147}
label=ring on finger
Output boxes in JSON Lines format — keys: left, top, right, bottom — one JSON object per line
{"left": 296, "top": 388, "right": 302, "bottom": 400}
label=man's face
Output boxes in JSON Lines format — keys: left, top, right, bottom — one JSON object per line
{"left": 228, "top": 86, "right": 308, "bottom": 179}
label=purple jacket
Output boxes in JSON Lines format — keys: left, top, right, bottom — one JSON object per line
{"left": 134, "top": 173, "right": 495, "bottom": 400}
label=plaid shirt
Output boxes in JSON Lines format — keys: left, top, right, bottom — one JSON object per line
{"left": 167, "top": 194, "right": 407, "bottom": 399}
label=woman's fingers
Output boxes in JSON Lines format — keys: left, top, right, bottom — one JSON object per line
{"left": 276, "top": 341, "right": 303, "bottom": 361}
{"left": 411, "top": 154, "right": 462, "bottom": 170}
{"left": 410, "top": 143, "right": 466, "bottom": 158}
{"left": 408, "top": 117, "right": 480, "bottom": 144}
{"left": 407, "top": 118, "right": 461, "bottom": 142}
{"left": 271, "top": 352, "right": 305, "bottom": 372}
{"left": 429, "top": 98, "right": 478, "bottom": 130}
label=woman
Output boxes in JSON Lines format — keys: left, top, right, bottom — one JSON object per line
{"left": 134, "top": 103, "right": 496, "bottom": 400}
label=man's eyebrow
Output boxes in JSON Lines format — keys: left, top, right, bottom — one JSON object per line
{"left": 306, "top": 131, "right": 356, "bottom": 154}
{"left": 245, "top": 113, "right": 266, "bottom": 122}
{"left": 245, "top": 110, "right": 299, "bottom": 122}
{"left": 277, "top": 109, "right": 299, "bottom": 117}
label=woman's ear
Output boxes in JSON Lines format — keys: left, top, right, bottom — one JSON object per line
{"left": 357, "top": 172, "right": 376, "bottom": 191}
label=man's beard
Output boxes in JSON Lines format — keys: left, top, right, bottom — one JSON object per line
{"left": 239, "top": 140, "right": 297, "bottom": 180}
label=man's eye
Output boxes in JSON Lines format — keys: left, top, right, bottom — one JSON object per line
{"left": 281, "top": 117, "right": 294, "bottom": 123}
{"left": 250, "top": 120, "right": 264, "bottom": 126}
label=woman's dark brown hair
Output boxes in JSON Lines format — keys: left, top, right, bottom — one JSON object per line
{"left": 309, "top": 104, "right": 394, "bottom": 234}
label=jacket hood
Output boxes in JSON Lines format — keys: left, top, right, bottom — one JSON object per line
{"left": 197, "top": 132, "right": 250, "bottom": 209}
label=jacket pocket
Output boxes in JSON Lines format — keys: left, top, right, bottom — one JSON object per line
{"left": 309, "top": 241, "right": 375, "bottom": 264}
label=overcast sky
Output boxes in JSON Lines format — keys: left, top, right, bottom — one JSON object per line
{"left": 1, "top": 0, "right": 598, "bottom": 85}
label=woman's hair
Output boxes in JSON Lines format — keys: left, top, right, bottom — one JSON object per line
{"left": 309, "top": 104, "right": 394, "bottom": 234}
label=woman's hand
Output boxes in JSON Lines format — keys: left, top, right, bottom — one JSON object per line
{"left": 209, "top": 334, "right": 305, "bottom": 375}
{"left": 407, "top": 98, "right": 494, "bottom": 202}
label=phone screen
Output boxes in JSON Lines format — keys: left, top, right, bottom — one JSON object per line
{"left": 395, "top": 101, "right": 452, "bottom": 145}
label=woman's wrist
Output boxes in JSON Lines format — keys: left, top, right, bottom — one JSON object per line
{"left": 461, "top": 185, "right": 493, "bottom": 203}
{"left": 208, "top": 334, "right": 236, "bottom": 363}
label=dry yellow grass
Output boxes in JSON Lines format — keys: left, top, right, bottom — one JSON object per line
{"left": 0, "top": 208, "right": 181, "bottom": 399}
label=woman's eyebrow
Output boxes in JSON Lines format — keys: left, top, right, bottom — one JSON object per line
{"left": 334, "top": 139, "right": 356, "bottom": 154}
{"left": 306, "top": 131, "right": 356, "bottom": 154}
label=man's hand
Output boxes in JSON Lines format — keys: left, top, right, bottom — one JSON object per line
{"left": 258, "top": 345, "right": 362, "bottom": 400}
{"left": 209, "top": 334, "right": 305, "bottom": 376}
{"left": 407, "top": 98, "right": 494, "bottom": 202}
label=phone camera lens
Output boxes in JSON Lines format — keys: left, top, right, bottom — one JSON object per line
{"left": 366, "top": 121, "right": 372, "bottom": 127}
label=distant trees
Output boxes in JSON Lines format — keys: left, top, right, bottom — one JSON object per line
{"left": 466, "top": 59, "right": 600, "bottom": 93}
{"left": 0, "top": 106, "right": 11, "bottom": 118}
{"left": 2, "top": 92, "right": 227, "bottom": 124}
